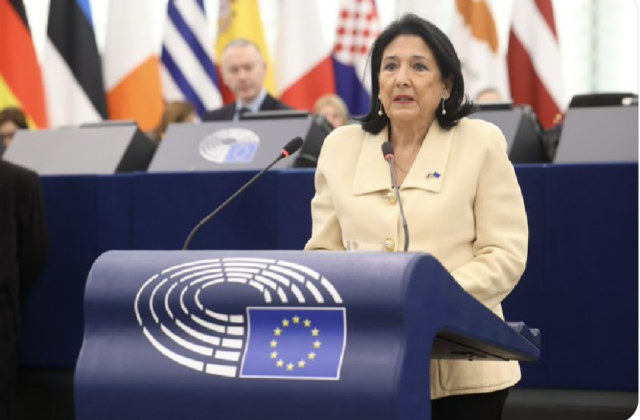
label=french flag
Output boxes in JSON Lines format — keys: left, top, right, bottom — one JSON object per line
{"left": 331, "top": 0, "right": 380, "bottom": 117}
{"left": 277, "top": 0, "right": 335, "bottom": 111}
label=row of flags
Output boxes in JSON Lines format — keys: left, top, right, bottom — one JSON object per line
{"left": 0, "top": 0, "right": 564, "bottom": 133}
{"left": 398, "top": 0, "right": 563, "bottom": 128}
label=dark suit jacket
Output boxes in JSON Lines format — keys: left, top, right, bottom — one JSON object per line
{"left": 0, "top": 160, "right": 48, "bottom": 312}
{"left": 0, "top": 160, "right": 47, "bottom": 420}
{"left": 202, "top": 94, "right": 292, "bottom": 121}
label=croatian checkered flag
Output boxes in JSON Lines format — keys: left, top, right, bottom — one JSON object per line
{"left": 331, "top": 0, "right": 380, "bottom": 117}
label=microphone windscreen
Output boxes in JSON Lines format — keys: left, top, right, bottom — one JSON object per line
{"left": 283, "top": 136, "right": 304, "bottom": 155}
{"left": 382, "top": 141, "right": 394, "bottom": 157}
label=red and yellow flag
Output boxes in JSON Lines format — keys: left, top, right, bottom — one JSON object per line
{"left": 0, "top": 0, "right": 48, "bottom": 128}
{"left": 216, "top": 0, "right": 276, "bottom": 103}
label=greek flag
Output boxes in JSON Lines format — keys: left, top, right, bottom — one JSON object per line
{"left": 161, "top": 0, "right": 222, "bottom": 116}
{"left": 241, "top": 308, "right": 347, "bottom": 380}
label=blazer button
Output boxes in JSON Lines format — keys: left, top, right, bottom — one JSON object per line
{"left": 385, "top": 190, "right": 397, "bottom": 205}
{"left": 383, "top": 238, "right": 395, "bottom": 252}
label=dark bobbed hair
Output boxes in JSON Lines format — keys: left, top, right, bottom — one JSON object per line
{"left": 0, "top": 106, "right": 28, "bottom": 129}
{"left": 361, "top": 14, "right": 474, "bottom": 134}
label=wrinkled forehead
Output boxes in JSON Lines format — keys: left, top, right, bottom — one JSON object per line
{"left": 222, "top": 44, "right": 263, "bottom": 67}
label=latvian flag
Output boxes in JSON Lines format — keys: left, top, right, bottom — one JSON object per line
{"left": 0, "top": 0, "right": 48, "bottom": 128}
{"left": 508, "top": 0, "right": 564, "bottom": 129}
{"left": 43, "top": 0, "right": 107, "bottom": 127}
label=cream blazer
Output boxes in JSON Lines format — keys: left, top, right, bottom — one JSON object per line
{"left": 304, "top": 118, "right": 529, "bottom": 399}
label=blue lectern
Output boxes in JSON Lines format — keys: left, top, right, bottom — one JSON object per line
{"left": 75, "top": 251, "right": 540, "bottom": 420}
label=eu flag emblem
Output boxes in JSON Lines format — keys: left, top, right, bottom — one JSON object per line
{"left": 240, "top": 308, "right": 347, "bottom": 380}
{"left": 225, "top": 142, "right": 258, "bottom": 163}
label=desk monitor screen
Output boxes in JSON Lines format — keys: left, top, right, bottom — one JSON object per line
{"left": 293, "top": 115, "right": 334, "bottom": 168}
{"left": 555, "top": 104, "right": 638, "bottom": 163}
{"left": 469, "top": 106, "right": 548, "bottom": 163}
{"left": 244, "top": 111, "right": 333, "bottom": 168}
{"left": 473, "top": 101, "right": 514, "bottom": 112}
{"left": 241, "top": 110, "right": 309, "bottom": 120}
{"left": 569, "top": 93, "right": 638, "bottom": 108}
{"left": 148, "top": 118, "right": 316, "bottom": 172}
{"left": 80, "top": 120, "right": 140, "bottom": 128}
{"left": 3, "top": 124, "right": 156, "bottom": 174}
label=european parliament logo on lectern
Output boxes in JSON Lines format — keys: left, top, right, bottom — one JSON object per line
{"left": 134, "top": 257, "right": 347, "bottom": 380}
{"left": 198, "top": 128, "right": 261, "bottom": 164}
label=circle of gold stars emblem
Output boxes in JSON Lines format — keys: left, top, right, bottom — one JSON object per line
{"left": 269, "top": 315, "right": 321, "bottom": 371}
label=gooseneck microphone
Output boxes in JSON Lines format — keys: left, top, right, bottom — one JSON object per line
{"left": 182, "top": 136, "right": 304, "bottom": 250}
{"left": 381, "top": 142, "right": 410, "bottom": 252}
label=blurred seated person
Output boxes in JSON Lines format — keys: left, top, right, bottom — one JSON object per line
{"left": 150, "top": 100, "right": 197, "bottom": 143}
{"left": 202, "top": 39, "right": 292, "bottom": 121}
{"left": 313, "top": 94, "right": 350, "bottom": 128}
{"left": 475, "top": 87, "right": 503, "bottom": 103}
{"left": 0, "top": 107, "right": 28, "bottom": 149}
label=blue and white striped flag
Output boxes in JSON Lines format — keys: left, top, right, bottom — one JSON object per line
{"left": 161, "top": 0, "right": 222, "bottom": 117}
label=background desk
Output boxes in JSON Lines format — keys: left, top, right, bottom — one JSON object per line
{"left": 20, "top": 163, "right": 638, "bottom": 393}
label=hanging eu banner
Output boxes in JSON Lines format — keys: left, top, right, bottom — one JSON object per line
{"left": 240, "top": 308, "right": 347, "bottom": 380}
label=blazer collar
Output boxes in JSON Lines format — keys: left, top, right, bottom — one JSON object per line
{"left": 237, "top": 89, "right": 268, "bottom": 113}
{"left": 353, "top": 120, "right": 453, "bottom": 196}
{"left": 353, "top": 129, "right": 389, "bottom": 196}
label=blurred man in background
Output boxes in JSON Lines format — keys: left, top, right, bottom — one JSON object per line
{"left": 203, "top": 39, "right": 291, "bottom": 121}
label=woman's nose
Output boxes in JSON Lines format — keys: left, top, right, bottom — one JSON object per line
{"left": 395, "top": 65, "right": 410, "bottom": 86}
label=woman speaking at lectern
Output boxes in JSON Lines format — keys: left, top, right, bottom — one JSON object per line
{"left": 304, "top": 14, "right": 528, "bottom": 420}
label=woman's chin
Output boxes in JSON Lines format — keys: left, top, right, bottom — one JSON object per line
{"left": 389, "top": 109, "right": 421, "bottom": 121}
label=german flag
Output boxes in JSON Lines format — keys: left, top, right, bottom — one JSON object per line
{"left": 0, "top": 0, "right": 48, "bottom": 128}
